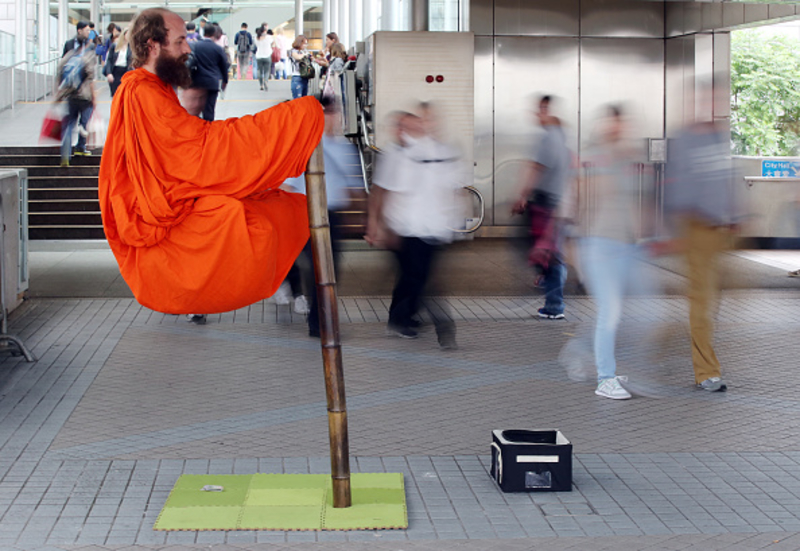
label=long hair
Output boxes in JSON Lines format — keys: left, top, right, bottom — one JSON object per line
{"left": 128, "top": 8, "right": 170, "bottom": 68}
{"left": 115, "top": 28, "right": 130, "bottom": 52}
{"left": 292, "top": 34, "right": 307, "bottom": 50}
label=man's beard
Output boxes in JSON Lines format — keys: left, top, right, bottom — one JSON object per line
{"left": 155, "top": 50, "right": 192, "bottom": 89}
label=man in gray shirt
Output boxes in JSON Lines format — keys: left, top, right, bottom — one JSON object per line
{"left": 665, "top": 113, "right": 741, "bottom": 393}
{"left": 513, "top": 95, "right": 571, "bottom": 319}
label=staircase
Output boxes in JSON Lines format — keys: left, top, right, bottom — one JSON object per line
{"left": 0, "top": 144, "right": 369, "bottom": 241}
{"left": 0, "top": 146, "right": 104, "bottom": 240}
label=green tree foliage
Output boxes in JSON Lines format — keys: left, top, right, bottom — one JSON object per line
{"left": 731, "top": 30, "right": 800, "bottom": 156}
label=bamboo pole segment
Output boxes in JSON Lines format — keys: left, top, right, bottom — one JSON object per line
{"left": 305, "top": 141, "right": 352, "bottom": 508}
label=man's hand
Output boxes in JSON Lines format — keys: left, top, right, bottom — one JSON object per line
{"left": 511, "top": 197, "right": 527, "bottom": 216}
{"left": 107, "top": 74, "right": 114, "bottom": 83}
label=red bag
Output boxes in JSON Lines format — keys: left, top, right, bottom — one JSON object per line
{"left": 39, "top": 107, "right": 64, "bottom": 143}
{"left": 271, "top": 46, "right": 281, "bottom": 63}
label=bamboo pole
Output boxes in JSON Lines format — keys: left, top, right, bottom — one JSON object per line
{"left": 305, "top": 141, "right": 352, "bottom": 508}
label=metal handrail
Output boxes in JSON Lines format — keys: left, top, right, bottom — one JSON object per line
{"left": 359, "top": 108, "right": 381, "bottom": 153}
{"left": 32, "top": 56, "right": 60, "bottom": 103}
{"left": 454, "top": 186, "right": 485, "bottom": 234}
{"left": 356, "top": 142, "right": 370, "bottom": 195}
{"left": 0, "top": 61, "right": 29, "bottom": 111}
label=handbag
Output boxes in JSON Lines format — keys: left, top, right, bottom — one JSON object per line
{"left": 271, "top": 46, "right": 281, "bottom": 63}
{"left": 86, "top": 112, "right": 106, "bottom": 149}
{"left": 39, "top": 104, "right": 66, "bottom": 143}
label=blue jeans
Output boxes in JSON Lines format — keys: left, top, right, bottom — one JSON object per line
{"left": 61, "top": 100, "right": 93, "bottom": 161}
{"left": 291, "top": 75, "right": 308, "bottom": 99}
{"left": 541, "top": 238, "right": 567, "bottom": 315}
{"left": 581, "top": 237, "right": 651, "bottom": 381}
{"left": 276, "top": 59, "right": 287, "bottom": 79}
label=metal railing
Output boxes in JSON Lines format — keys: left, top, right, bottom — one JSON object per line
{"left": 0, "top": 56, "right": 60, "bottom": 112}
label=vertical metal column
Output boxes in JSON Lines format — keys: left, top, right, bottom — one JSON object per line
{"left": 296, "top": 0, "right": 304, "bottom": 36}
{"left": 304, "top": 142, "right": 352, "bottom": 509}
{"left": 338, "top": 0, "right": 349, "bottom": 50}
{"left": 363, "top": 0, "right": 374, "bottom": 39}
{"left": 38, "top": 0, "right": 50, "bottom": 65}
{"left": 323, "top": 0, "right": 331, "bottom": 36}
{"left": 16, "top": 0, "right": 28, "bottom": 65}
{"left": 380, "top": 0, "right": 394, "bottom": 30}
{"left": 349, "top": 0, "right": 361, "bottom": 45}
{"left": 411, "top": 0, "right": 428, "bottom": 31}
{"left": 90, "top": 0, "right": 99, "bottom": 29}
{"left": 58, "top": 0, "right": 68, "bottom": 55}
{"left": 331, "top": 0, "right": 339, "bottom": 35}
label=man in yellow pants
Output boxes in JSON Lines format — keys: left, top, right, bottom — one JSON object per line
{"left": 665, "top": 105, "right": 741, "bottom": 392}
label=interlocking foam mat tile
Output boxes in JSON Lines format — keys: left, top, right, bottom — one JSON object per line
{"left": 154, "top": 473, "right": 408, "bottom": 531}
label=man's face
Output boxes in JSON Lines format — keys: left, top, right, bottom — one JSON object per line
{"left": 153, "top": 13, "right": 193, "bottom": 88}
{"left": 78, "top": 26, "right": 91, "bottom": 40}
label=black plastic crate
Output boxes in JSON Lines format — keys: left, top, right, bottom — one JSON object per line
{"left": 491, "top": 429, "right": 572, "bottom": 492}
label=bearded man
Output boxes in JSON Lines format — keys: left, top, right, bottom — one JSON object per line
{"left": 98, "top": 8, "right": 324, "bottom": 315}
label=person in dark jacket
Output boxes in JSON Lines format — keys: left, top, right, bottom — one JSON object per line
{"left": 103, "top": 28, "right": 132, "bottom": 97}
{"left": 63, "top": 21, "right": 91, "bottom": 56}
{"left": 188, "top": 24, "right": 230, "bottom": 120}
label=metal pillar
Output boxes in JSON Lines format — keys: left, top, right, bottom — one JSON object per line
{"left": 295, "top": 0, "right": 304, "bottom": 36}
{"left": 38, "top": 0, "right": 50, "bottom": 63}
{"left": 323, "top": 0, "right": 331, "bottom": 36}
{"left": 90, "top": 0, "right": 99, "bottom": 28}
{"left": 338, "top": 0, "right": 349, "bottom": 49}
{"left": 412, "top": 0, "right": 428, "bottom": 31}
{"left": 15, "top": 0, "right": 28, "bottom": 64}
{"left": 380, "top": 0, "right": 394, "bottom": 30}
{"left": 363, "top": 0, "right": 374, "bottom": 39}
{"left": 349, "top": 0, "right": 361, "bottom": 45}
{"left": 58, "top": 0, "right": 68, "bottom": 54}
{"left": 459, "top": 0, "right": 469, "bottom": 31}
{"left": 330, "top": 0, "right": 339, "bottom": 36}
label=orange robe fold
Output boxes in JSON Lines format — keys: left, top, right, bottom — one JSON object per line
{"left": 99, "top": 69, "right": 324, "bottom": 314}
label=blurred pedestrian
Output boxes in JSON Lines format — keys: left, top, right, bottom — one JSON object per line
{"left": 57, "top": 40, "right": 96, "bottom": 166}
{"left": 188, "top": 23, "right": 229, "bottom": 120}
{"left": 234, "top": 22, "right": 253, "bottom": 79}
{"left": 512, "top": 95, "right": 571, "bottom": 320}
{"left": 274, "top": 28, "right": 289, "bottom": 80}
{"left": 254, "top": 25, "right": 273, "bottom": 91}
{"left": 103, "top": 28, "right": 131, "bottom": 97}
{"left": 579, "top": 106, "right": 653, "bottom": 400}
{"left": 186, "top": 22, "right": 200, "bottom": 42}
{"left": 366, "top": 104, "right": 466, "bottom": 349}
{"left": 665, "top": 86, "right": 742, "bottom": 393}
{"left": 290, "top": 35, "right": 313, "bottom": 99}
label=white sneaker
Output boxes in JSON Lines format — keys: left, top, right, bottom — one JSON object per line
{"left": 595, "top": 377, "right": 632, "bottom": 400}
{"left": 293, "top": 295, "right": 310, "bottom": 315}
{"left": 271, "top": 282, "right": 292, "bottom": 305}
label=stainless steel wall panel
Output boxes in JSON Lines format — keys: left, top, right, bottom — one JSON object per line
{"left": 701, "top": 3, "right": 723, "bottom": 33}
{"left": 713, "top": 32, "right": 731, "bottom": 120}
{"left": 665, "top": 36, "right": 693, "bottom": 137}
{"left": 744, "top": 3, "right": 769, "bottom": 25}
{"left": 493, "top": 37, "right": 579, "bottom": 225}
{"left": 494, "top": 0, "right": 580, "bottom": 36}
{"left": 474, "top": 36, "right": 495, "bottom": 225}
{"left": 580, "top": 39, "right": 665, "bottom": 151}
{"left": 470, "top": 0, "right": 493, "bottom": 36}
{"left": 665, "top": 2, "right": 684, "bottom": 37}
{"left": 722, "top": 3, "right": 745, "bottom": 30}
{"left": 581, "top": 0, "right": 664, "bottom": 38}
{"left": 684, "top": 2, "right": 702, "bottom": 35}
{"left": 769, "top": 3, "right": 796, "bottom": 20}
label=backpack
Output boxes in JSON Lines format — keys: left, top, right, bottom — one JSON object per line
{"left": 237, "top": 31, "right": 251, "bottom": 54}
{"left": 298, "top": 56, "right": 315, "bottom": 79}
{"left": 59, "top": 50, "right": 87, "bottom": 96}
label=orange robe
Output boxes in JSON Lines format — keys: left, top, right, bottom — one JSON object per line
{"left": 99, "top": 69, "right": 323, "bottom": 314}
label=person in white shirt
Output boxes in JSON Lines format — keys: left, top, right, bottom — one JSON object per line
{"left": 366, "top": 104, "right": 466, "bottom": 348}
{"left": 254, "top": 26, "right": 273, "bottom": 90}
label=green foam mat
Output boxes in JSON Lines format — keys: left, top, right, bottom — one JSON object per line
{"left": 154, "top": 473, "right": 407, "bottom": 531}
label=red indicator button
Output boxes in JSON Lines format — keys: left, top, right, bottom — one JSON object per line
{"left": 436, "top": 75, "right": 444, "bottom": 83}
{"left": 425, "top": 75, "right": 434, "bottom": 83}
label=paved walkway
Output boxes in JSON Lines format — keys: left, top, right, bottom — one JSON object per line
{"left": 5, "top": 247, "right": 800, "bottom": 549}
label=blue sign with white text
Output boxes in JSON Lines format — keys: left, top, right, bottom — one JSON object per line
{"left": 762, "top": 160, "right": 800, "bottom": 178}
